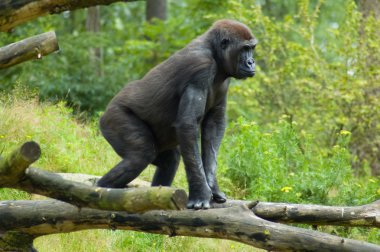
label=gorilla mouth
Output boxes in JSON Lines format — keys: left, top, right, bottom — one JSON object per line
{"left": 241, "top": 69, "right": 255, "bottom": 77}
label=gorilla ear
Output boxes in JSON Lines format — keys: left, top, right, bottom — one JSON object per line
{"left": 220, "top": 38, "right": 230, "bottom": 50}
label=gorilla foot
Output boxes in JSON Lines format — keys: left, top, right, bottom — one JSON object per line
{"left": 212, "top": 190, "right": 227, "bottom": 203}
{"left": 187, "top": 199, "right": 211, "bottom": 210}
{"left": 187, "top": 186, "right": 212, "bottom": 209}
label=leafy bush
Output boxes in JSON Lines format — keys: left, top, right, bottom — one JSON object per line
{"left": 219, "top": 117, "right": 379, "bottom": 205}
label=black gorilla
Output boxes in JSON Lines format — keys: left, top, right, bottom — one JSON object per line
{"left": 97, "top": 19, "right": 257, "bottom": 209}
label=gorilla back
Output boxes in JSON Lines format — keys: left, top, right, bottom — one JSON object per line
{"left": 97, "top": 19, "right": 257, "bottom": 209}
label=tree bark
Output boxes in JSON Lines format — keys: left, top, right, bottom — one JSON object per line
{"left": 0, "top": 31, "right": 59, "bottom": 69}
{"left": 146, "top": 0, "right": 167, "bottom": 22}
{"left": 1, "top": 200, "right": 379, "bottom": 252}
{"left": 0, "top": 0, "right": 140, "bottom": 32}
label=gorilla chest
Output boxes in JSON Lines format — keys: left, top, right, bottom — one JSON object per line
{"left": 205, "top": 79, "right": 229, "bottom": 111}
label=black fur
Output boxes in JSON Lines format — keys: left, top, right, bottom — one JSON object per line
{"left": 97, "top": 19, "right": 257, "bottom": 209}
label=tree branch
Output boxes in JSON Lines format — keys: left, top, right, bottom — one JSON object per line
{"left": 0, "top": 0, "right": 142, "bottom": 32}
{"left": 0, "top": 31, "right": 59, "bottom": 69}
{"left": 213, "top": 200, "right": 380, "bottom": 228}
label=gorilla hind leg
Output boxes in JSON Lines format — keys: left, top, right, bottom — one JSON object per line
{"left": 151, "top": 148, "right": 180, "bottom": 186}
{"left": 98, "top": 154, "right": 153, "bottom": 188}
{"left": 97, "top": 106, "right": 157, "bottom": 188}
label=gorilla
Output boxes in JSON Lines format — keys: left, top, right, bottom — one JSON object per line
{"left": 97, "top": 19, "right": 257, "bottom": 209}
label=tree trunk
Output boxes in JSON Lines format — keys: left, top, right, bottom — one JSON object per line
{"left": 146, "top": 0, "right": 167, "bottom": 22}
{"left": 0, "top": 0, "right": 140, "bottom": 32}
{"left": 86, "top": 6, "right": 103, "bottom": 77}
{"left": 0, "top": 32, "right": 59, "bottom": 69}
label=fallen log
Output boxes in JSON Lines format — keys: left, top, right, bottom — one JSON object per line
{"left": 0, "top": 200, "right": 379, "bottom": 252}
{"left": 0, "top": 142, "right": 187, "bottom": 212}
{"left": 0, "top": 0, "right": 140, "bottom": 32}
{"left": 0, "top": 31, "right": 59, "bottom": 69}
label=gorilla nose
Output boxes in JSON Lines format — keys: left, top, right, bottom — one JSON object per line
{"left": 246, "top": 58, "right": 254, "bottom": 66}
{"left": 245, "top": 58, "right": 255, "bottom": 70}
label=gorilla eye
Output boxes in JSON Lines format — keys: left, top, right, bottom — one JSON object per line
{"left": 220, "top": 38, "right": 230, "bottom": 49}
{"left": 243, "top": 45, "right": 251, "bottom": 51}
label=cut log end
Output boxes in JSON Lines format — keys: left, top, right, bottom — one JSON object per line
{"left": 171, "top": 189, "right": 188, "bottom": 210}
{"left": 20, "top": 141, "right": 41, "bottom": 163}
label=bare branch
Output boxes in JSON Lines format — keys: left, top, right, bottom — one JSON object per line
{"left": 213, "top": 200, "right": 380, "bottom": 228}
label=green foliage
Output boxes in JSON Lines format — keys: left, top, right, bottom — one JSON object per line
{"left": 220, "top": 117, "right": 379, "bottom": 205}
{"left": 222, "top": 0, "right": 380, "bottom": 174}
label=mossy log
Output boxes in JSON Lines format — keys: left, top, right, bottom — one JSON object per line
{"left": 0, "top": 31, "right": 59, "bottom": 69}
{"left": 0, "top": 142, "right": 187, "bottom": 212}
{"left": 0, "top": 0, "right": 140, "bottom": 32}
{"left": 1, "top": 200, "right": 379, "bottom": 252}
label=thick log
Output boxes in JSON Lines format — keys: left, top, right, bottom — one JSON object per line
{"left": 0, "top": 200, "right": 379, "bottom": 252}
{"left": 17, "top": 167, "right": 187, "bottom": 212}
{"left": 0, "top": 142, "right": 187, "bottom": 212}
{"left": 0, "top": 0, "right": 140, "bottom": 32}
{"left": 0, "top": 31, "right": 59, "bottom": 69}
{"left": 59, "top": 173, "right": 380, "bottom": 228}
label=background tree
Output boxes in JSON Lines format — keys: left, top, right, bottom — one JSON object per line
{"left": 146, "top": 0, "right": 167, "bottom": 22}
{"left": 86, "top": 6, "right": 103, "bottom": 77}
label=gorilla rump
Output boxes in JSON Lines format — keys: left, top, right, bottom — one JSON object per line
{"left": 97, "top": 20, "right": 257, "bottom": 209}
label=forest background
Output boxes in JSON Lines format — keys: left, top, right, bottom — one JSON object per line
{"left": 1, "top": 0, "right": 379, "bottom": 251}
